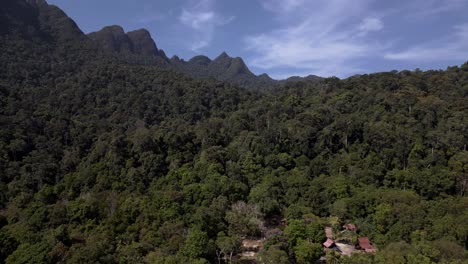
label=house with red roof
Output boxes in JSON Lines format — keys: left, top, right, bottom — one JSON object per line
{"left": 323, "top": 238, "right": 335, "bottom": 248}
{"left": 358, "top": 237, "right": 377, "bottom": 253}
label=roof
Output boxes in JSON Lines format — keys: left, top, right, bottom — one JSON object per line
{"left": 343, "top": 223, "right": 357, "bottom": 231}
{"left": 358, "top": 237, "right": 373, "bottom": 250}
{"left": 325, "top": 227, "right": 333, "bottom": 238}
{"left": 323, "top": 238, "right": 335, "bottom": 248}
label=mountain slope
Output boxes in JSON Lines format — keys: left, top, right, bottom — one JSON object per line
{"left": 1, "top": 0, "right": 84, "bottom": 43}
{"left": 0, "top": 0, "right": 100, "bottom": 86}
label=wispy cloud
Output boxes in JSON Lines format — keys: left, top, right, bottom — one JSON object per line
{"left": 380, "top": 0, "right": 468, "bottom": 63}
{"left": 385, "top": 23, "right": 468, "bottom": 61}
{"left": 261, "top": 0, "right": 306, "bottom": 13}
{"left": 246, "top": 0, "right": 386, "bottom": 77}
{"left": 359, "top": 17, "right": 383, "bottom": 33}
{"left": 405, "top": 0, "right": 467, "bottom": 18}
{"left": 179, "top": 0, "right": 234, "bottom": 52}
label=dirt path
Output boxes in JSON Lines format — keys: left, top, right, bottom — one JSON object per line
{"left": 335, "top": 242, "right": 356, "bottom": 256}
{"left": 239, "top": 238, "right": 264, "bottom": 261}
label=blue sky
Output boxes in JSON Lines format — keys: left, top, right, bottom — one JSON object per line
{"left": 47, "top": 0, "right": 468, "bottom": 79}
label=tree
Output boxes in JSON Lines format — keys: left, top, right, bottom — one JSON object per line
{"left": 0, "top": 230, "right": 18, "bottom": 264}
{"left": 284, "top": 219, "right": 306, "bottom": 247}
{"left": 305, "top": 221, "right": 324, "bottom": 243}
{"left": 180, "top": 227, "right": 209, "bottom": 259}
{"left": 215, "top": 232, "right": 241, "bottom": 264}
{"left": 325, "top": 250, "right": 341, "bottom": 264}
{"left": 449, "top": 151, "right": 468, "bottom": 196}
{"left": 5, "top": 242, "right": 51, "bottom": 264}
{"left": 257, "top": 245, "right": 289, "bottom": 264}
{"left": 293, "top": 239, "right": 323, "bottom": 264}
{"left": 248, "top": 181, "right": 280, "bottom": 215}
{"left": 225, "top": 201, "right": 263, "bottom": 237}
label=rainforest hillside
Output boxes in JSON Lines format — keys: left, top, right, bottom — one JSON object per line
{"left": 0, "top": 0, "right": 467, "bottom": 263}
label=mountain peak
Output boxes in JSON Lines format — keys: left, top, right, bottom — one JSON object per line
{"left": 215, "top": 51, "right": 231, "bottom": 61}
{"left": 88, "top": 25, "right": 168, "bottom": 62}
{"left": 127, "top": 28, "right": 153, "bottom": 43}
{"left": 127, "top": 28, "right": 159, "bottom": 56}
{"left": 188, "top": 55, "right": 212, "bottom": 66}
{"left": 101, "top": 25, "right": 125, "bottom": 34}
{"left": 227, "top": 57, "right": 252, "bottom": 76}
{"left": 171, "top": 55, "right": 182, "bottom": 62}
{"left": 88, "top": 25, "right": 131, "bottom": 54}
{"left": 128, "top": 28, "right": 150, "bottom": 35}
{"left": 259, "top": 73, "right": 273, "bottom": 80}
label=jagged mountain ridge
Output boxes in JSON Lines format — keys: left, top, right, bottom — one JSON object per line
{"left": 87, "top": 25, "right": 169, "bottom": 65}
{"left": 88, "top": 26, "right": 323, "bottom": 90}
{"left": 170, "top": 52, "right": 280, "bottom": 89}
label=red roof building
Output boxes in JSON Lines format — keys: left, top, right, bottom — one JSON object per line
{"left": 323, "top": 238, "right": 335, "bottom": 248}
{"left": 358, "top": 237, "right": 377, "bottom": 253}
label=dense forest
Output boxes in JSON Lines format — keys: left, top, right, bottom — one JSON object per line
{"left": 0, "top": 0, "right": 467, "bottom": 263}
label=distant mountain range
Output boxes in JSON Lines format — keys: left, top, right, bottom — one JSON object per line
{"left": 85, "top": 17, "right": 323, "bottom": 90}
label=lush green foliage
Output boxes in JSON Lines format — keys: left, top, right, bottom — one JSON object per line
{"left": 293, "top": 240, "right": 323, "bottom": 264}
{"left": 0, "top": 0, "right": 467, "bottom": 263}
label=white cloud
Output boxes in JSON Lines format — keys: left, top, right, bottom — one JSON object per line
{"left": 406, "top": 0, "right": 467, "bottom": 18}
{"left": 179, "top": 0, "right": 234, "bottom": 52}
{"left": 385, "top": 24, "right": 468, "bottom": 61}
{"left": 190, "top": 40, "right": 210, "bottom": 52}
{"left": 359, "top": 18, "right": 383, "bottom": 33}
{"left": 180, "top": 10, "right": 215, "bottom": 30}
{"left": 261, "top": 0, "right": 306, "bottom": 13}
{"left": 246, "top": 0, "right": 385, "bottom": 77}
